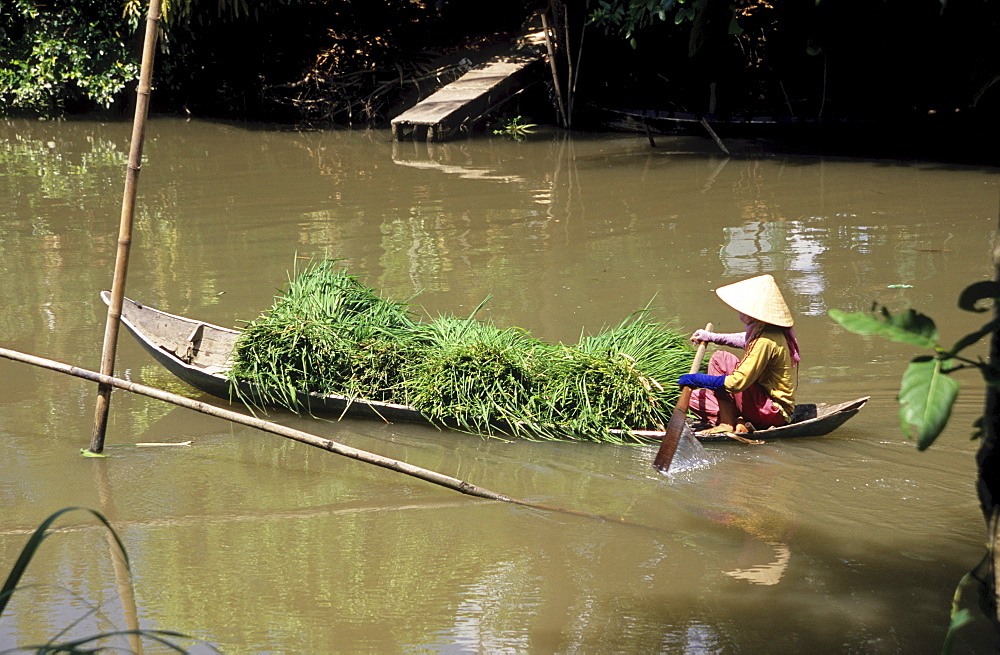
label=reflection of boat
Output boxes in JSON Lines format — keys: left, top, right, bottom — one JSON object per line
{"left": 595, "top": 107, "right": 868, "bottom": 153}
{"left": 104, "top": 291, "right": 868, "bottom": 442}
{"left": 600, "top": 107, "right": 844, "bottom": 133}
{"left": 591, "top": 106, "right": 996, "bottom": 162}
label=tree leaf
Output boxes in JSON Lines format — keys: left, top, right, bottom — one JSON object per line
{"left": 828, "top": 308, "right": 886, "bottom": 335}
{"left": 885, "top": 308, "right": 939, "bottom": 345}
{"left": 898, "top": 357, "right": 959, "bottom": 450}
{"left": 958, "top": 281, "right": 1000, "bottom": 313}
{"left": 828, "top": 307, "right": 939, "bottom": 349}
{"left": 943, "top": 608, "right": 975, "bottom": 653}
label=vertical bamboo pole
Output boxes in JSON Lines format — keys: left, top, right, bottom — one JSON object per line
{"left": 560, "top": 4, "right": 573, "bottom": 129}
{"left": 88, "top": 0, "right": 162, "bottom": 455}
{"left": 540, "top": 10, "right": 568, "bottom": 129}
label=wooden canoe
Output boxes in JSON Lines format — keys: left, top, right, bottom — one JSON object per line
{"left": 104, "top": 291, "right": 868, "bottom": 442}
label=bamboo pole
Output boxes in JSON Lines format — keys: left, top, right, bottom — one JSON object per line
{"left": 89, "top": 0, "right": 163, "bottom": 455}
{"left": 569, "top": 7, "right": 586, "bottom": 124}
{"left": 93, "top": 460, "right": 143, "bottom": 655}
{"left": 699, "top": 117, "right": 731, "bottom": 156}
{"left": 26, "top": 347, "right": 512, "bottom": 501}
{"left": 561, "top": 3, "right": 573, "bottom": 129}
{"left": 3, "top": 346, "right": 669, "bottom": 528}
{"left": 539, "top": 11, "right": 568, "bottom": 129}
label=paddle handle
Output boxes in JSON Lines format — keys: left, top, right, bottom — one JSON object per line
{"left": 653, "top": 322, "right": 713, "bottom": 472}
{"left": 683, "top": 323, "right": 712, "bottom": 377}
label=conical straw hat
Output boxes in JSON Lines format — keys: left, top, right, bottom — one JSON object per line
{"left": 715, "top": 274, "right": 793, "bottom": 327}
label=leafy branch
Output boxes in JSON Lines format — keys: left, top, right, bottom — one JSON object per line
{"left": 829, "top": 281, "right": 1000, "bottom": 450}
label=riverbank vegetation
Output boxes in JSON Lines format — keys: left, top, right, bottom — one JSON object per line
{"left": 3, "top": 0, "right": 999, "bottom": 147}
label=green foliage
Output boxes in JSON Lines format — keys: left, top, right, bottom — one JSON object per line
{"left": 403, "top": 317, "right": 547, "bottom": 437}
{"left": 1, "top": 507, "right": 194, "bottom": 652}
{"left": 897, "top": 357, "right": 959, "bottom": 449}
{"left": 228, "top": 260, "right": 421, "bottom": 408}
{"left": 944, "top": 563, "right": 985, "bottom": 654}
{"left": 492, "top": 116, "right": 537, "bottom": 141}
{"left": 0, "top": 0, "right": 139, "bottom": 116}
{"left": 228, "top": 260, "right": 695, "bottom": 443}
{"left": 586, "top": 0, "right": 745, "bottom": 57}
{"left": 588, "top": 0, "right": 685, "bottom": 45}
{"left": 829, "top": 281, "right": 1000, "bottom": 450}
{"left": 830, "top": 305, "right": 939, "bottom": 349}
{"left": 832, "top": 286, "right": 1000, "bottom": 650}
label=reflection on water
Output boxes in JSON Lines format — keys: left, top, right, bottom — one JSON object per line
{"left": 723, "top": 219, "right": 830, "bottom": 316}
{"left": 722, "top": 540, "right": 791, "bottom": 586}
{"left": 0, "top": 117, "right": 997, "bottom": 652}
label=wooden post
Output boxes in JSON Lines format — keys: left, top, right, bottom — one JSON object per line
{"left": 561, "top": 2, "right": 573, "bottom": 129}
{"left": 88, "top": 0, "right": 162, "bottom": 455}
{"left": 699, "top": 117, "right": 731, "bottom": 156}
{"left": 540, "top": 11, "right": 568, "bottom": 129}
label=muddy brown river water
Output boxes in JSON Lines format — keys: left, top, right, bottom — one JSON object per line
{"left": 0, "top": 117, "right": 998, "bottom": 652}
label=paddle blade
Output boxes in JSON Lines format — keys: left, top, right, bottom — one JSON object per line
{"left": 669, "top": 424, "right": 713, "bottom": 471}
{"left": 653, "top": 388, "right": 692, "bottom": 472}
{"left": 653, "top": 323, "right": 710, "bottom": 472}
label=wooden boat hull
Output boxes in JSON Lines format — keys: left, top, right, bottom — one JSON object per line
{"left": 105, "top": 292, "right": 868, "bottom": 442}
{"left": 694, "top": 396, "right": 868, "bottom": 441}
{"left": 104, "top": 291, "right": 426, "bottom": 424}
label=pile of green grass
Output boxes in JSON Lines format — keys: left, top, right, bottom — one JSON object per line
{"left": 402, "top": 316, "right": 552, "bottom": 437}
{"left": 228, "top": 260, "right": 696, "bottom": 443}
{"left": 228, "top": 260, "right": 422, "bottom": 407}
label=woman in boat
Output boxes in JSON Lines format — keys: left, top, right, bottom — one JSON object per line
{"left": 678, "top": 274, "right": 800, "bottom": 434}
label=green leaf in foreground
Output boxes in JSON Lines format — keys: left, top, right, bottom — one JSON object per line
{"left": 0, "top": 508, "right": 196, "bottom": 651}
{"left": 0, "top": 507, "right": 125, "bottom": 617}
{"left": 829, "top": 306, "right": 939, "bottom": 349}
{"left": 898, "top": 357, "right": 960, "bottom": 450}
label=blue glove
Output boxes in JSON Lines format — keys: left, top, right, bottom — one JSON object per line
{"left": 678, "top": 373, "right": 726, "bottom": 390}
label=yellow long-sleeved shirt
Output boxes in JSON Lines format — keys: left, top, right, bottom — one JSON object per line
{"left": 723, "top": 324, "right": 796, "bottom": 421}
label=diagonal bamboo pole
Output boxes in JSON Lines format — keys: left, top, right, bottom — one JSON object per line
{"left": 89, "top": 0, "right": 163, "bottom": 454}
{"left": 3, "top": 347, "right": 668, "bottom": 529}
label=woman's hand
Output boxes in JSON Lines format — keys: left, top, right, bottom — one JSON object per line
{"left": 691, "top": 329, "right": 715, "bottom": 343}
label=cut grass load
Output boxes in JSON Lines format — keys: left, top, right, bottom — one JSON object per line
{"left": 228, "top": 260, "right": 697, "bottom": 443}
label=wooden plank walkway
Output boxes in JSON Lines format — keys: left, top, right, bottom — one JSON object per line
{"left": 391, "top": 53, "right": 544, "bottom": 142}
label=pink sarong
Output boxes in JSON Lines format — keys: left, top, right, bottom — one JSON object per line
{"left": 688, "top": 351, "right": 787, "bottom": 429}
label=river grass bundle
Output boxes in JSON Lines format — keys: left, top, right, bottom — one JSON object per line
{"left": 401, "top": 316, "right": 552, "bottom": 438}
{"left": 228, "top": 260, "right": 696, "bottom": 443}
{"left": 228, "top": 261, "right": 425, "bottom": 409}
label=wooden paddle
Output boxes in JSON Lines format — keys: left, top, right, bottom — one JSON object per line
{"left": 653, "top": 322, "right": 713, "bottom": 472}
